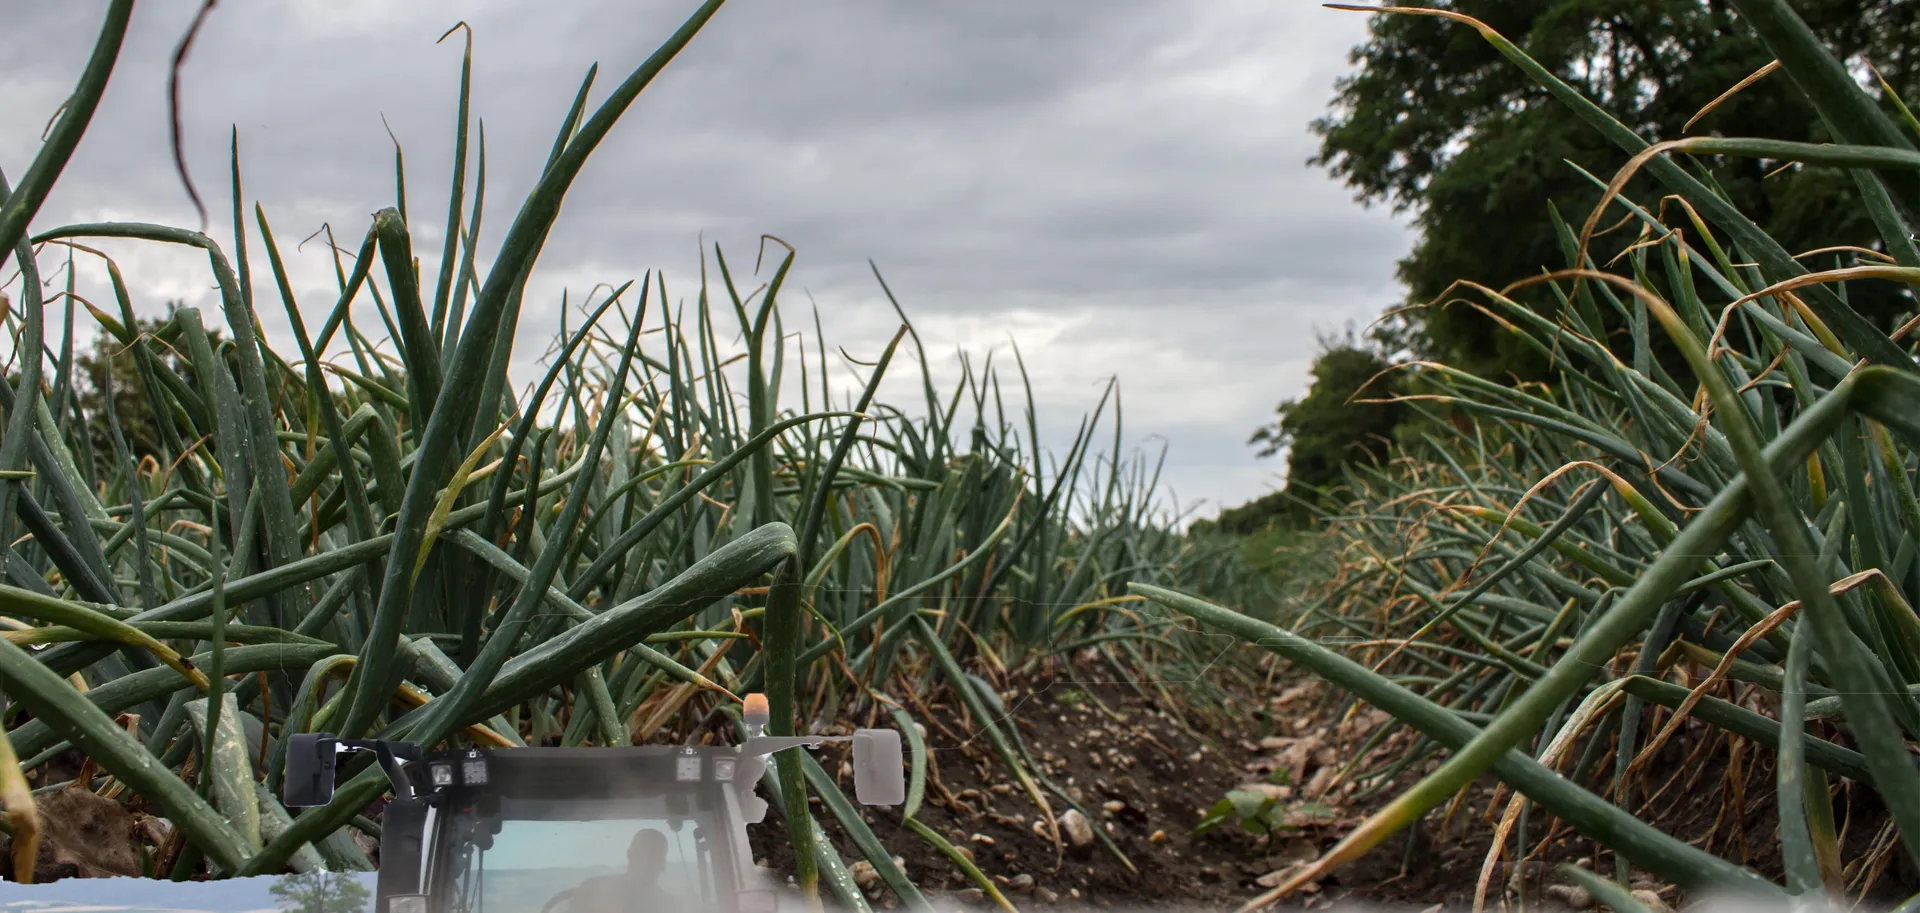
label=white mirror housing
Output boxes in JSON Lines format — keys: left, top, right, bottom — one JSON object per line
{"left": 851, "top": 728, "right": 905, "bottom": 806}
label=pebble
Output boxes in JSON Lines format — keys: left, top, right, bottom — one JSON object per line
{"left": 1545, "top": 884, "right": 1594, "bottom": 910}
{"left": 1006, "top": 874, "right": 1035, "bottom": 893}
{"left": 1060, "top": 809, "right": 1095, "bottom": 847}
{"left": 1037, "top": 887, "right": 1059, "bottom": 903}
{"left": 851, "top": 857, "right": 908, "bottom": 894}
{"left": 1101, "top": 800, "right": 1126, "bottom": 813}
{"left": 1148, "top": 829, "right": 1168, "bottom": 845}
{"left": 1632, "top": 890, "right": 1672, "bottom": 913}
{"left": 970, "top": 833, "right": 996, "bottom": 846}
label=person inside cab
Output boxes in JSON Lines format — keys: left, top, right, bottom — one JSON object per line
{"left": 551, "top": 828, "right": 683, "bottom": 913}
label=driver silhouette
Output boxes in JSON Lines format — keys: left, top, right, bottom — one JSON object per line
{"left": 567, "top": 829, "right": 682, "bottom": 912}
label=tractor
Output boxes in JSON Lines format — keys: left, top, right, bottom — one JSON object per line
{"left": 283, "top": 693, "right": 905, "bottom": 913}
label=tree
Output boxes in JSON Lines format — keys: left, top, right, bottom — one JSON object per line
{"left": 73, "top": 314, "right": 179, "bottom": 464}
{"left": 271, "top": 870, "right": 372, "bottom": 913}
{"left": 1310, "top": 0, "right": 1920, "bottom": 380}
{"left": 69, "top": 306, "right": 257, "bottom": 476}
{"left": 1223, "top": 330, "right": 1403, "bottom": 532}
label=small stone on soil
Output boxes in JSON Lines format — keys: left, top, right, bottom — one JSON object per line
{"left": 1060, "top": 809, "right": 1095, "bottom": 847}
{"left": 1632, "top": 890, "right": 1673, "bottom": 913}
{"left": 1545, "top": 884, "right": 1595, "bottom": 910}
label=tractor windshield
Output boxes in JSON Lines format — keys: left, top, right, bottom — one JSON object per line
{"left": 440, "top": 791, "right": 732, "bottom": 913}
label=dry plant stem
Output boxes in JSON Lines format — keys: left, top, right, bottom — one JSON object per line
{"left": 0, "top": 728, "right": 39, "bottom": 884}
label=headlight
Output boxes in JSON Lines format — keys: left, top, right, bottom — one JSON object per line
{"left": 712, "top": 758, "right": 736, "bottom": 781}
{"left": 461, "top": 758, "right": 488, "bottom": 785}
{"left": 389, "top": 895, "right": 428, "bottom": 913}
{"left": 429, "top": 763, "right": 454, "bottom": 787}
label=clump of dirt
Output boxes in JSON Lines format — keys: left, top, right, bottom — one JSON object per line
{"left": 0, "top": 784, "right": 146, "bottom": 882}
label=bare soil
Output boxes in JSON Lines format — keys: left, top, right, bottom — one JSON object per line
{"left": 751, "top": 666, "right": 1512, "bottom": 912}
{"left": 750, "top": 654, "right": 1920, "bottom": 913}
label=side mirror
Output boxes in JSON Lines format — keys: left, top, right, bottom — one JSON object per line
{"left": 283, "top": 732, "right": 338, "bottom": 807}
{"left": 850, "top": 728, "right": 905, "bottom": 807}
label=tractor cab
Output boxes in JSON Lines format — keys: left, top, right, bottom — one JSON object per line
{"left": 284, "top": 695, "right": 904, "bottom": 913}
{"left": 424, "top": 745, "right": 765, "bottom": 913}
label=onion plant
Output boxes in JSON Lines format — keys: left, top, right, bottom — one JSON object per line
{"left": 1146, "top": 1, "right": 1920, "bottom": 909}
{"left": 0, "top": 0, "right": 1256, "bottom": 901}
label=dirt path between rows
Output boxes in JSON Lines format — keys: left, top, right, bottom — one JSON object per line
{"left": 762, "top": 651, "right": 1917, "bottom": 913}
{"left": 754, "top": 656, "right": 1529, "bottom": 912}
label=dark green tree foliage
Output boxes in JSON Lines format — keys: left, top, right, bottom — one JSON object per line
{"left": 270, "top": 871, "right": 372, "bottom": 913}
{"left": 1216, "top": 0, "right": 1920, "bottom": 533}
{"left": 72, "top": 310, "right": 386, "bottom": 474}
{"left": 1222, "top": 335, "right": 1402, "bottom": 532}
{"left": 75, "top": 315, "right": 167, "bottom": 462}
{"left": 1311, "top": 0, "right": 1919, "bottom": 380}
{"left": 73, "top": 310, "right": 214, "bottom": 464}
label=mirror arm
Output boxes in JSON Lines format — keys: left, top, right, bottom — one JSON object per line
{"left": 335, "top": 738, "right": 423, "bottom": 801}
{"left": 738, "top": 735, "right": 847, "bottom": 759}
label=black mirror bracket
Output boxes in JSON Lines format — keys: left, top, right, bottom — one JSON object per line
{"left": 311, "top": 735, "right": 424, "bottom": 802}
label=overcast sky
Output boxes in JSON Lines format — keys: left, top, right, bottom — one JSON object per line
{"left": 3, "top": 0, "right": 1411, "bottom": 525}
